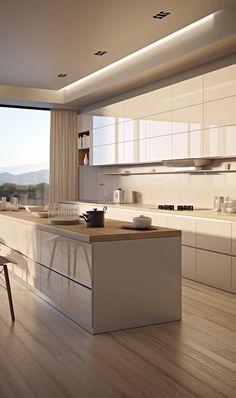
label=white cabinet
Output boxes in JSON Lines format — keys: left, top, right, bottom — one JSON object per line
{"left": 92, "top": 144, "right": 116, "bottom": 165}
{"left": 172, "top": 76, "right": 203, "bottom": 109}
{"left": 231, "top": 223, "right": 236, "bottom": 256}
{"left": 60, "top": 238, "right": 92, "bottom": 287}
{"left": 92, "top": 124, "right": 116, "bottom": 146}
{"left": 146, "top": 86, "right": 172, "bottom": 115}
{"left": 204, "top": 96, "right": 236, "bottom": 129}
{"left": 204, "top": 126, "right": 236, "bottom": 157}
{"left": 145, "top": 112, "right": 172, "bottom": 137}
{"left": 172, "top": 104, "right": 203, "bottom": 134}
{"left": 123, "top": 94, "right": 146, "bottom": 119}
{"left": 0, "top": 218, "right": 28, "bottom": 256}
{"left": 118, "top": 119, "right": 138, "bottom": 164}
{"left": 204, "top": 64, "right": 236, "bottom": 102}
{"left": 40, "top": 265, "right": 62, "bottom": 307}
{"left": 196, "top": 249, "right": 231, "bottom": 290}
{"left": 196, "top": 219, "right": 231, "bottom": 255}
{"left": 167, "top": 215, "right": 196, "bottom": 247}
{"left": 146, "top": 134, "right": 172, "bottom": 161}
{"left": 232, "top": 257, "right": 236, "bottom": 293}
{"left": 40, "top": 231, "right": 63, "bottom": 273}
{"left": 62, "top": 280, "right": 92, "bottom": 331}
{"left": 172, "top": 131, "right": 204, "bottom": 159}
{"left": 182, "top": 246, "right": 197, "bottom": 278}
{"left": 25, "top": 259, "right": 41, "bottom": 290}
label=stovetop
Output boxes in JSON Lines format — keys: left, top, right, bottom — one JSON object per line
{"left": 154, "top": 205, "right": 211, "bottom": 211}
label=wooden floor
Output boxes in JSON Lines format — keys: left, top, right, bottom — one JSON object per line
{"left": 0, "top": 278, "right": 236, "bottom": 398}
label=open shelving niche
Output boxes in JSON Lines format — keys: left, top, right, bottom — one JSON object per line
{"left": 78, "top": 131, "right": 90, "bottom": 166}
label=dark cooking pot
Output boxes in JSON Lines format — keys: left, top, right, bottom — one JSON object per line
{"left": 80, "top": 206, "right": 107, "bottom": 227}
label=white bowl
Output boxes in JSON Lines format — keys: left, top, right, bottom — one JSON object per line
{"left": 133, "top": 215, "right": 152, "bottom": 229}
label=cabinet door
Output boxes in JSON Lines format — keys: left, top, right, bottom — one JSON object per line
{"left": 146, "top": 135, "right": 172, "bottom": 161}
{"left": 231, "top": 223, "right": 236, "bottom": 256}
{"left": 92, "top": 144, "right": 116, "bottom": 165}
{"left": 204, "top": 64, "right": 236, "bottom": 102}
{"left": 196, "top": 249, "right": 231, "bottom": 290}
{"left": 0, "top": 245, "right": 27, "bottom": 281}
{"left": 0, "top": 218, "right": 28, "bottom": 256}
{"left": 62, "top": 280, "right": 92, "bottom": 331}
{"left": 123, "top": 94, "right": 146, "bottom": 119}
{"left": 92, "top": 125, "right": 115, "bottom": 146}
{"left": 182, "top": 246, "right": 197, "bottom": 278}
{"left": 25, "top": 258, "right": 41, "bottom": 290}
{"left": 172, "top": 76, "right": 203, "bottom": 109}
{"left": 172, "top": 133, "right": 188, "bottom": 159}
{"left": 40, "top": 265, "right": 62, "bottom": 307}
{"left": 172, "top": 131, "right": 204, "bottom": 159}
{"left": 204, "top": 96, "right": 236, "bottom": 129}
{"left": 196, "top": 219, "right": 231, "bottom": 254}
{"left": 172, "top": 104, "right": 203, "bottom": 134}
{"left": 204, "top": 128, "right": 225, "bottom": 157}
{"left": 61, "top": 238, "right": 92, "bottom": 287}
{"left": 118, "top": 119, "right": 138, "bottom": 164}
{"left": 27, "top": 226, "right": 40, "bottom": 263}
{"left": 168, "top": 215, "right": 196, "bottom": 247}
{"left": 40, "top": 231, "right": 62, "bottom": 272}
{"left": 146, "top": 86, "right": 172, "bottom": 115}
{"left": 232, "top": 257, "right": 236, "bottom": 293}
{"left": 146, "top": 112, "right": 171, "bottom": 138}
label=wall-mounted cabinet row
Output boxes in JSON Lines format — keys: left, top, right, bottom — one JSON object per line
{"left": 79, "top": 64, "right": 236, "bottom": 129}
{"left": 79, "top": 63, "right": 236, "bottom": 166}
{"left": 91, "top": 127, "right": 236, "bottom": 165}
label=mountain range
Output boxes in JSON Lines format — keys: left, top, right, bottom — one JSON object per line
{"left": 0, "top": 169, "right": 49, "bottom": 185}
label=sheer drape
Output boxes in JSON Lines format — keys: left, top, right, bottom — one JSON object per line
{"left": 49, "top": 109, "right": 78, "bottom": 204}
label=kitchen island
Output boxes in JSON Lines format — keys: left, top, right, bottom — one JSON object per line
{"left": 0, "top": 210, "right": 181, "bottom": 334}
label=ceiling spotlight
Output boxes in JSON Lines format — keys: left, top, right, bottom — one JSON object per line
{"left": 94, "top": 51, "right": 107, "bottom": 56}
{"left": 153, "top": 11, "right": 171, "bottom": 19}
{"left": 57, "top": 73, "right": 68, "bottom": 77}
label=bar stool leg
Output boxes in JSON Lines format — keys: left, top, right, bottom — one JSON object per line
{"left": 3, "top": 265, "right": 15, "bottom": 322}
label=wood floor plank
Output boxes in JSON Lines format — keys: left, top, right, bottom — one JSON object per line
{"left": 0, "top": 277, "right": 236, "bottom": 398}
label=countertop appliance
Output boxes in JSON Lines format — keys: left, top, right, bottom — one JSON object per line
{"left": 113, "top": 189, "right": 125, "bottom": 204}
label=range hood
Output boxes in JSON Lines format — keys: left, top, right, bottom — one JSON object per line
{"left": 162, "top": 158, "right": 214, "bottom": 168}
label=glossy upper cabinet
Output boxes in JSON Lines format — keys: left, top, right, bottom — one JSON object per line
{"left": 146, "top": 86, "right": 172, "bottom": 115}
{"left": 92, "top": 124, "right": 116, "bottom": 165}
{"left": 204, "top": 64, "right": 236, "bottom": 102}
{"left": 89, "top": 63, "right": 236, "bottom": 165}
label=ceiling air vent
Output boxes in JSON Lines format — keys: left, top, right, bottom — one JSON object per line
{"left": 94, "top": 51, "right": 107, "bottom": 56}
{"left": 153, "top": 11, "right": 171, "bottom": 19}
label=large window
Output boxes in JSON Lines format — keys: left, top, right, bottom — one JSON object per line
{"left": 0, "top": 107, "right": 50, "bottom": 205}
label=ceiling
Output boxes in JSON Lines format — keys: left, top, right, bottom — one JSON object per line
{"left": 1, "top": 0, "right": 236, "bottom": 108}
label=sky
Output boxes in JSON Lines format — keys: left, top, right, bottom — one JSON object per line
{"left": 0, "top": 107, "right": 50, "bottom": 173}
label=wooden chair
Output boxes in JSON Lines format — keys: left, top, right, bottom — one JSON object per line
{"left": 0, "top": 255, "right": 15, "bottom": 322}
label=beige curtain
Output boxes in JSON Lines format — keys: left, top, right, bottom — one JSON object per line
{"left": 49, "top": 109, "right": 78, "bottom": 204}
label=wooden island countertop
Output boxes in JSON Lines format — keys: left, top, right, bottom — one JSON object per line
{"left": 0, "top": 210, "right": 181, "bottom": 243}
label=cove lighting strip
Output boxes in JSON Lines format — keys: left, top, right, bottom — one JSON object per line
{"left": 64, "top": 12, "right": 215, "bottom": 91}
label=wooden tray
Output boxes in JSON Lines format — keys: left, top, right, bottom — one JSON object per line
{"left": 121, "top": 225, "right": 157, "bottom": 231}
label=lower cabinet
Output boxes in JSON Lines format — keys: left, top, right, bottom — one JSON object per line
{"left": 25, "top": 258, "right": 41, "bottom": 290}
{"left": 62, "top": 279, "right": 92, "bottom": 331}
{"left": 232, "top": 257, "right": 236, "bottom": 293}
{"left": 40, "top": 265, "right": 62, "bottom": 307}
{"left": 182, "top": 246, "right": 197, "bottom": 278}
{"left": 196, "top": 249, "right": 231, "bottom": 290}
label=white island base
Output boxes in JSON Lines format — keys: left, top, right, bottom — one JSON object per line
{"left": 0, "top": 212, "right": 181, "bottom": 334}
